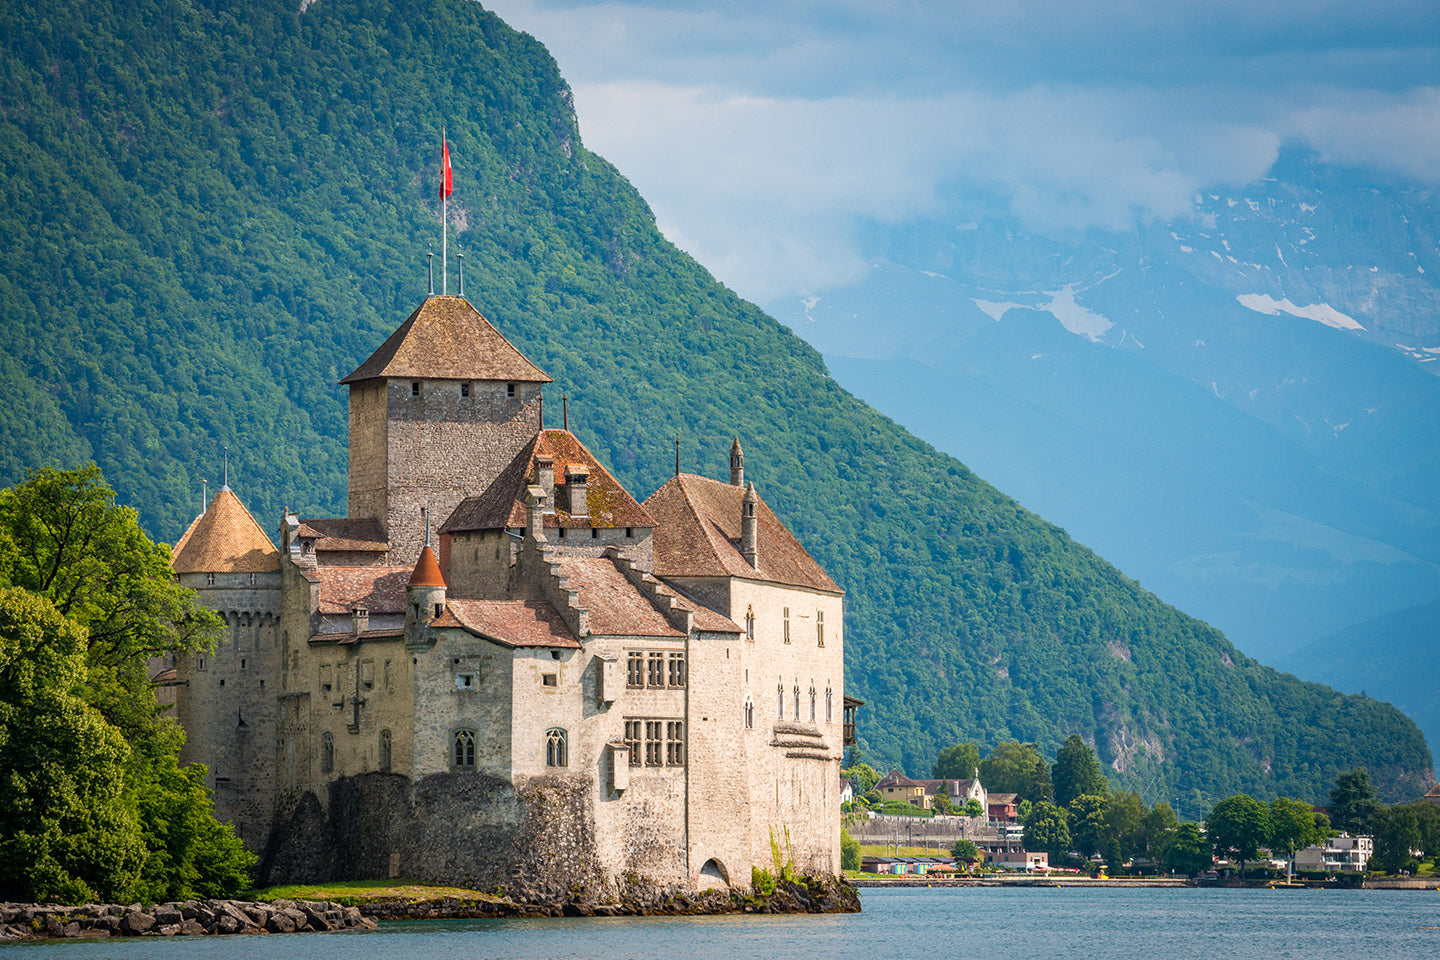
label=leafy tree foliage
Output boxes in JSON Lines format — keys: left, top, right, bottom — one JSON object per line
{"left": 840, "top": 828, "right": 861, "bottom": 872}
{"left": 843, "top": 763, "right": 880, "bottom": 795}
{"left": 0, "top": 0, "right": 1430, "bottom": 805}
{"left": 1163, "top": 822, "right": 1212, "bottom": 876}
{"left": 1329, "top": 769, "right": 1383, "bottom": 834}
{"left": 0, "top": 468, "right": 251, "bottom": 903}
{"left": 950, "top": 838, "right": 979, "bottom": 866}
{"left": 1067, "top": 794, "right": 1111, "bottom": 860}
{"left": 1138, "top": 801, "right": 1178, "bottom": 861}
{"left": 978, "top": 740, "right": 1053, "bottom": 803}
{"left": 962, "top": 798, "right": 984, "bottom": 818}
{"left": 1206, "top": 795, "right": 1271, "bottom": 876}
{"left": 1267, "top": 797, "right": 1324, "bottom": 864}
{"left": 933, "top": 742, "right": 981, "bottom": 780}
{"left": 1023, "top": 801, "right": 1071, "bottom": 861}
{"left": 1370, "top": 806, "right": 1423, "bottom": 875}
{"left": 1053, "top": 735, "right": 1108, "bottom": 806}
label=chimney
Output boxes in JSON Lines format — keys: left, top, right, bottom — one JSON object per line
{"left": 353, "top": 605, "right": 370, "bottom": 634}
{"left": 536, "top": 456, "right": 555, "bottom": 512}
{"left": 741, "top": 481, "right": 758, "bottom": 568}
{"left": 526, "top": 485, "right": 547, "bottom": 542}
{"left": 565, "top": 465, "right": 589, "bottom": 518}
{"left": 730, "top": 436, "right": 744, "bottom": 486}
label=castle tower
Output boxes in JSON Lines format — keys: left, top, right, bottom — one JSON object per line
{"left": 405, "top": 542, "right": 447, "bottom": 650}
{"left": 170, "top": 484, "right": 282, "bottom": 853}
{"left": 730, "top": 436, "right": 744, "bottom": 486}
{"left": 341, "top": 295, "right": 552, "bottom": 563}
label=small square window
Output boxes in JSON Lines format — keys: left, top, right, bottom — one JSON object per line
{"left": 625, "top": 527, "right": 633, "bottom": 538}
{"left": 456, "top": 673, "right": 475, "bottom": 690}
{"left": 248, "top": 572, "right": 257, "bottom": 585}
{"left": 411, "top": 381, "right": 421, "bottom": 397}
{"left": 542, "top": 673, "right": 558, "bottom": 687}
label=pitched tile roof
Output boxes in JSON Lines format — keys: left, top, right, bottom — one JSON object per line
{"left": 341, "top": 295, "right": 551, "bottom": 385}
{"left": 171, "top": 488, "right": 280, "bottom": 574}
{"left": 315, "top": 566, "right": 412, "bottom": 614}
{"left": 557, "top": 557, "right": 684, "bottom": 638}
{"left": 435, "top": 599, "right": 580, "bottom": 648}
{"left": 409, "top": 546, "right": 446, "bottom": 587}
{"left": 298, "top": 518, "right": 388, "bottom": 552}
{"left": 876, "top": 770, "right": 925, "bottom": 789}
{"left": 643, "top": 474, "right": 841, "bottom": 594}
{"left": 662, "top": 584, "right": 741, "bottom": 634}
{"left": 441, "top": 430, "right": 656, "bottom": 533}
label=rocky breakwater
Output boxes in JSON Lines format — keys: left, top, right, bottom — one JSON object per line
{"left": 0, "top": 898, "right": 377, "bottom": 940}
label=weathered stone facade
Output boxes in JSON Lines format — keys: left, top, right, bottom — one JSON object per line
{"left": 172, "top": 294, "right": 847, "bottom": 895}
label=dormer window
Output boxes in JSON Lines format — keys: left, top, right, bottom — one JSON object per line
{"left": 411, "top": 381, "right": 421, "bottom": 397}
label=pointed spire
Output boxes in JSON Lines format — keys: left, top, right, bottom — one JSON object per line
{"left": 222, "top": 446, "right": 230, "bottom": 491}
{"left": 408, "top": 544, "right": 446, "bottom": 588}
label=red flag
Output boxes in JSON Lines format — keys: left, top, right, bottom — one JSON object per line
{"left": 441, "top": 138, "right": 453, "bottom": 199}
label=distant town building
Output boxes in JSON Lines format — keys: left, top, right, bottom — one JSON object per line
{"left": 1292, "top": 834, "right": 1373, "bottom": 873}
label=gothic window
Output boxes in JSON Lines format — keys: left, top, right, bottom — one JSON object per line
{"left": 546, "top": 728, "right": 568, "bottom": 768}
{"left": 745, "top": 606, "right": 755, "bottom": 641}
{"left": 453, "top": 729, "right": 476, "bottom": 770}
{"left": 744, "top": 697, "right": 754, "bottom": 730}
{"left": 666, "top": 721, "right": 685, "bottom": 766}
{"left": 817, "top": 609, "right": 824, "bottom": 647}
{"left": 624, "top": 719, "right": 642, "bottom": 766}
{"left": 809, "top": 685, "right": 817, "bottom": 721}
{"left": 783, "top": 607, "right": 791, "bottom": 643}
{"left": 826, "top": 686, "right": 833, "bottom": 723}
{"left": 668, "top": 653, "right": 686, "bottom": 688}
{"left": 644, "top": 720, "right": 664, "bottom": 766}
{"left": 320, "top": 732, "right": 334, "bottom": 773}
{"left": 647, "top": 652, "right": 664, "bottom": 687}
{"left": 206, "top": 572, "right": 215, "bottom": 586}
{"left": 777, "top": 684, "right": 784, "bottom": 720}
{"left": 379, "top": 729, "right": 392, "bottom": 773}
{"left": 793, "top": 685, "right": 801, "bottom": 720}
{"left": 627, "top": 652, "right": 645, "bottom": 688}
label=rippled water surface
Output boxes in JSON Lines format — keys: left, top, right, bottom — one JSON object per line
{"left": 8, "top": 887, "right": 1440, "bottom": 959}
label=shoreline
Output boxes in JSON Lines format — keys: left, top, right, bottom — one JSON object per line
{"left": 850, "top": 877, "right": 1440, "bottom": 890}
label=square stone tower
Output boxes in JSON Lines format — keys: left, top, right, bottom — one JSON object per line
{"left": 341, "top": 296, "right": 552, "bottom": 563}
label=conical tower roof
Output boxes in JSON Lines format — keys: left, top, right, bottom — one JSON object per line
{"left": 171, "top": 488, "right": 280, "bottom": 574}
{"left": 341, "top": 295, "right": 551, "bottom": 385}
{"left": 408, "top": 545, "right": 446, "bottom": 588}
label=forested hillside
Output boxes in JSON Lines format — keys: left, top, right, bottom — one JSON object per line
{"left": 0, "top": 0, "right": 1429, "bottom": 807}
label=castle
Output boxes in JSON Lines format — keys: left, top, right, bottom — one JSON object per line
{"left": 166, "top": 294, "right": 854, "bottom": 894}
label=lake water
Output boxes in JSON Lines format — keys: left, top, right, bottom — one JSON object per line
{"left": 6, "top": 887, "right": 1440, "bottom": 959}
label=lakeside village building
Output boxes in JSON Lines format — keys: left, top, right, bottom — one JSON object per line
{"left": 163, "top": 295, "right": 858, "bottom": 895}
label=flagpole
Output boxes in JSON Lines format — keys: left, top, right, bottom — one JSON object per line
{"left": 442, "top": 127, "right": 448, "bottom": 295}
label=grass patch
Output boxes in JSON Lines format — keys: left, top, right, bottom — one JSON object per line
{"left": 858, "top": 844, "right": 954, "bottom": 858}
{"left": 244, "top": 880, "right": 505, "bottom": 906}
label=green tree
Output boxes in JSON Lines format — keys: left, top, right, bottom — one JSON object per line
{"left": 933, "top": 742, "right": 982, "bottom": 781}
{"left": 1102, "top": 790, "right": 1146, "bottom": 866}
{"left": 951, "top": 838, "right": 979, "bottom": 871}
{"left": 979, "top": 740, "right": 1053, "bottom": 803}
{"left": 1052, "top": 735, "right": 1107, "bottom": 806}
{"left": 1018, "top": 799, "right": 1033, "bottom": 821}
{"left": 1370, "top": 806, "right": 1421, "bottom": 874}
{"left": 1207, "top": 795, "right": 1271, "bottom": 877}
{"left": 1023, "top": 801, "right": 1072, "bottom": 862}
{"left": 840, "top": 828, "right": 861, "bottom": 872}
{"left": 1163, "top": 822, "right": 1212, "bottom": 876}
{"left": 1329, "top": 769, "right": 1382, "bottom": 834}
{"left": 0, "top": 588, "right": 146, "bottom": 902}
{"left": 963, "top": 798, "right": 984, "bottom": 818}
{"left": 932, "top": 783, "right": 954, "bottom": 815}
{"left": 1268, "top": 797, "right": 1323, "bottom": 872}
{"left": 844, "top": 762, "right": 880, "bottom": 795}
{"left": 1068, "top": 794, "right": 1111, "bottom": 860}
{"left": 1138, "top": 802, "right": 1178, "bottom": 861}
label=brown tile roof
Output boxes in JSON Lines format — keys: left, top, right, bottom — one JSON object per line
{"left": 643, "top": 474, "right": 841, "bottom": 594}
{"left": 171, "top": 488, "right": 280, "bottom": 574}
{"left": 877, "top": 770, "right": 925, "bottom": 789}
{"left": 558, "top": 557, "right": 684, "bottom": 638}
{"left": 309, "top": 628, "right": 405, "bottom": 645}
{"left": 299, "top": 518, "right": 388, "bottom": 552}
{"left": 661, "top": 583, "right": 741, "bottom": 634}
{"left": 315, "top": 566, "right": 412, "bottom": 615}
{"left": 409, "top": 546, "right": 446, "bottom": 587}
{"left": 341, "top": 295, "right": 551, "bottom": 385}
{"left": 441, "top": 430, "right": 656, "bottom": 533}
{"left": 435, "top": 599, "right": 580, "bottom": 648}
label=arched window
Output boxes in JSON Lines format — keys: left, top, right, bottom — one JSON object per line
{"left": 783, "top": 607, "right": 791, "bottom": 643}
{"left": 793, "top": 684, "right": 801, "bottom": 719}
{"left": 817, "top": 609, "right": 824, "bottom": 646}
{"left": 546, "top": 728, "right": 568, "bottom": 768}
{"left": 777, "top": 683, "right": 784, "bottom": 720}
{"left": 453, "top": 729, "right": 476, "bottom": 770}
{"left": 809, "top": 685, "right": 817, "bottom": 721}
{"left": 320, "top": 731, "right": 334, "bottom": 773}
{"left": 379, "top": 729, "right": 392, "bottom": 773}
{"left": 826, "top": 686, "right": 833, "bottom": 723}
{"left": 744, "top": 697, "right": 754, "bottom": 730}
{"left": 745, "top": 606, "right": 755, "bottom": 641}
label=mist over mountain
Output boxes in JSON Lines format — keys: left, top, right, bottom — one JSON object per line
{"left": 0, "top": 0, "right": 1430, "bottom": 806}
{"left": 770, "top": 152, "right": 1440, "bottom": 749}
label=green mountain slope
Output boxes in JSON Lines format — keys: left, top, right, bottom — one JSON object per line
{"left": 0, "top": 0, "right": 1429, "bottom": 808}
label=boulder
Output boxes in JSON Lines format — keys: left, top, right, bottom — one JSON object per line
{"left": 119, "top": 911, "right": 154, "bottom": 936}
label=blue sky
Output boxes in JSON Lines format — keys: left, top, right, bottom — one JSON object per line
{"left": 483, "top": 0, "right": 1440, "bottom": 300}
